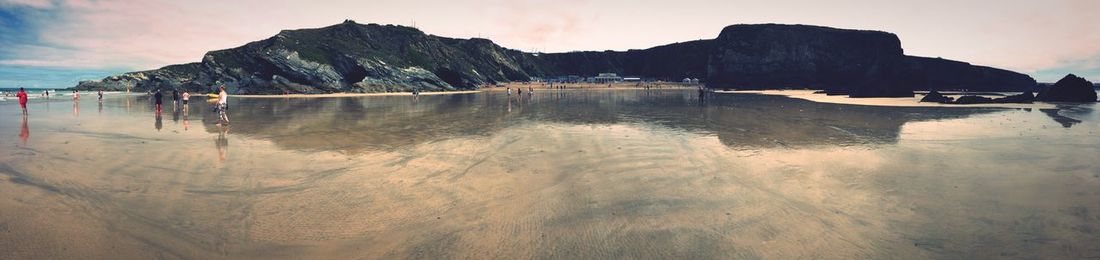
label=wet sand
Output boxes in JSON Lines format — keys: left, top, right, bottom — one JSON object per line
{"left": 725, "top": 89, "right": 1060, "bottom": 109}
{"left": 1, "top": 89, "right": 1097, "bottom": 259}
{"left": 234, "top": 90, "right": 483, "bottom": 99}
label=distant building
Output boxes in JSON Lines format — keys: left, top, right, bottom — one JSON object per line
{"left": 591, "top": 73, "right": 623, "bottom": 83}
{"left": 623, "top": 77, "right": 642, "bottom": 82}
{"left": 549, "top": 75, "right": 583, "bottom": 83}
{"left": 683, "top": 78, "right": 700, "bottom": 84}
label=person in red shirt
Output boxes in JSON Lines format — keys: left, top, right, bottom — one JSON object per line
{"left": 16, "top": 87, "right": 29, "bottom": 116}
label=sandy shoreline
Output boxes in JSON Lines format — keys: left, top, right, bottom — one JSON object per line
{"left": 184, "top": 85, "right": 1060, "bottom": 110}
{"left": 231, "top": 82, "right": 699, "bottom": 98}
{"left": 721, "top": 89, "right": 1059, "bottom": 109}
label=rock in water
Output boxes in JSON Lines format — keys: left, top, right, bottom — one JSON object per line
{"left": 919, "top": 90, "right": 953, "bottom": 103}
{"left": 954, "top": 95, "right": 995, "bottom": 104}
{"left": 1037, "top": 74, "right": 1098, "bottom": 102}
{"left": 994, "top": 91, "right": 1034, "bottom": 103}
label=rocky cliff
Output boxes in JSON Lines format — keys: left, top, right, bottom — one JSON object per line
{"left": 533, "top": 40, "right": 713, "bottom": 81}
{"left": 79, "top": 21, "right": 539, "bottom": 94}
{"left": 75, "top": 22, "right": 1037, "bottom": 97}
{"left": 706, "top": 24, "right": 912, "bottom": 97}
{"left": 903, "top": 56, "right": 1036, "bottom": 92}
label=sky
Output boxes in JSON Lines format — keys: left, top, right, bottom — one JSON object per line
{"left": 1, "top": 0, "right": 1098, "bottom": 88}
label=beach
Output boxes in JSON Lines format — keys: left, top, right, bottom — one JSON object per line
{"left": 1, "top": 89, "right": 1098, "bottom": 259}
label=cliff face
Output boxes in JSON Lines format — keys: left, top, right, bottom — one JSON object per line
{"left": 80, "top": 22, "right": 539, "bottom": 94}
{"left": 903, "top": 56, "right": 1037, "bottom": 92}
{"left": 75, "top": 22, "right": 1036, "bottom": 97}
{"left": 533, "top": 40, "right": 713, "bottom": 81}
{"left": 706, "top": 24, "right": 912, "bottom": 97}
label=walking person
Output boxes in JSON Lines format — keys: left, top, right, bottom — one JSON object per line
{"left": 16, "top": 87, "right": 28, "bottom": 116}
{"left": 153, "top": 89, "right": 163, "bottom": 114}
{"left": 97, "top": 90, "right": 104, "bottom": 102}
{"left": 217, "top": 86, "right": 229, "bottom": 124}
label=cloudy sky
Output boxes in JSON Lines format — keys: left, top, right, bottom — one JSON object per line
{"left": 1, "top": 0, "right": 1098, "bottom": 88}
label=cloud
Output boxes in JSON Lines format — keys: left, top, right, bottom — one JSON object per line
{"left": 491, "top": 0, "right": 592, "bottom": 52}
{"left": 0, "top": 0, "right": 53, "bottom": 9}
{"left": 0, "top": 65, "right": 125, "bottom": 88}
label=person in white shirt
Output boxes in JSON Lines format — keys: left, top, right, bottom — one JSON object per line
{"left": 217, "top": 86, "right": 229, "bottom": 124}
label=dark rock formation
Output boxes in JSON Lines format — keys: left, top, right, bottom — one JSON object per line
{"left": 1036, "top": 74, "right": 1098, "bottom": 102}
{"left": 919, "top": 91, "right": 953, "bottom": 103}
{"left": 903, "top": 56, "right": 1036, "bottom": 92}
{"left": 953, "top": 95, "right": 995, "bottom": 104}
{"left": 533, "top": 40, "right": 713, "bottom": 81}
{"left": 921, "top": 91, "right": 1033, "bottom": 105}
{"left": 79, "top": 22, "right": 540, "bottom": 94}
{"left": 706, "top": 24, "right": 913, "bottom": 97}
{"left": 996, "top": 91, "right": 1035, "bottom": 103}
{"left": 73, "top": 22, "right": 1037, "bottom": 97}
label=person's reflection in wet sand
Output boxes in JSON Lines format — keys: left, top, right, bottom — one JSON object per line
{"left": 72, "top": 99, "right": 80, "bottom": 117}
{"left": 182, "top": 107, "right": 190, "bottom": 131}
{"left": 19, "top": 115, "right": 29, "bottom": 145}
{"left": 215, "top": 124, "right": 229, "bottom": 163}
{"left": 172, "top": 106, "right": 180, "bottom": 124}
{"left": 98, "top": 101, "right": 103, "bottom": 115}
{"left": 507, "top": 98, "right": 513, "bottom": 113}
{"left": 155, "top": 112, "right": 163, "bottom": 132}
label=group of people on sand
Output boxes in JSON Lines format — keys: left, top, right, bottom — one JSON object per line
{"left": 504, "top": 86, "right": 535, "bottom": 97}
{"left": 16, "top": 85, "right": 227, "bottom": 124}
{"left": 150, "top": 86, "right": 224, "bottom": 123}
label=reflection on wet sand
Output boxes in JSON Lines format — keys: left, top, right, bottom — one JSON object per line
{"left": 0, "top": 90, "right": 1097, "bottom": 259}
{"left": 1039, "top": 105, "right": 1094, "bottom": 128}
{"left": 216, "top": 124, "right": 229, "bottom": 163}
{"left": 19, "top": 116, "right": 29, "bottom": 145}
{"left": 211, "top": 90, "right": 1001, "bottom": 153}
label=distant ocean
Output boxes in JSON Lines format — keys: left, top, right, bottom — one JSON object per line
{"left": 0, "top": 88, "right": 125, "bottom": 102}
{"left": 0, "top": 88, "right": 57, "bottom": 97}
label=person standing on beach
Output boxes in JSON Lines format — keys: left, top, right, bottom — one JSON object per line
{"left": 16, "top": 87, "right": 28, "bottom": 116}
{"left": 507, "top": 87, "right": 512, "bottom": 96}
{"left": 98, "top": 90, "right": 104, "bottom": 101}
{"left": 181, "top": 91, "right": 190, "bottom": 111}
{"left": 72, "top": 90, "right": 80, "bottom": 100}
{"left": 172, "top": 90, "right": 180, "bottom": 110}
{"left": 153, "top": 89, "right": 163, "bottom": 114}
{"left": 217, "top": 86, "right": 229, "bottom": 124}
